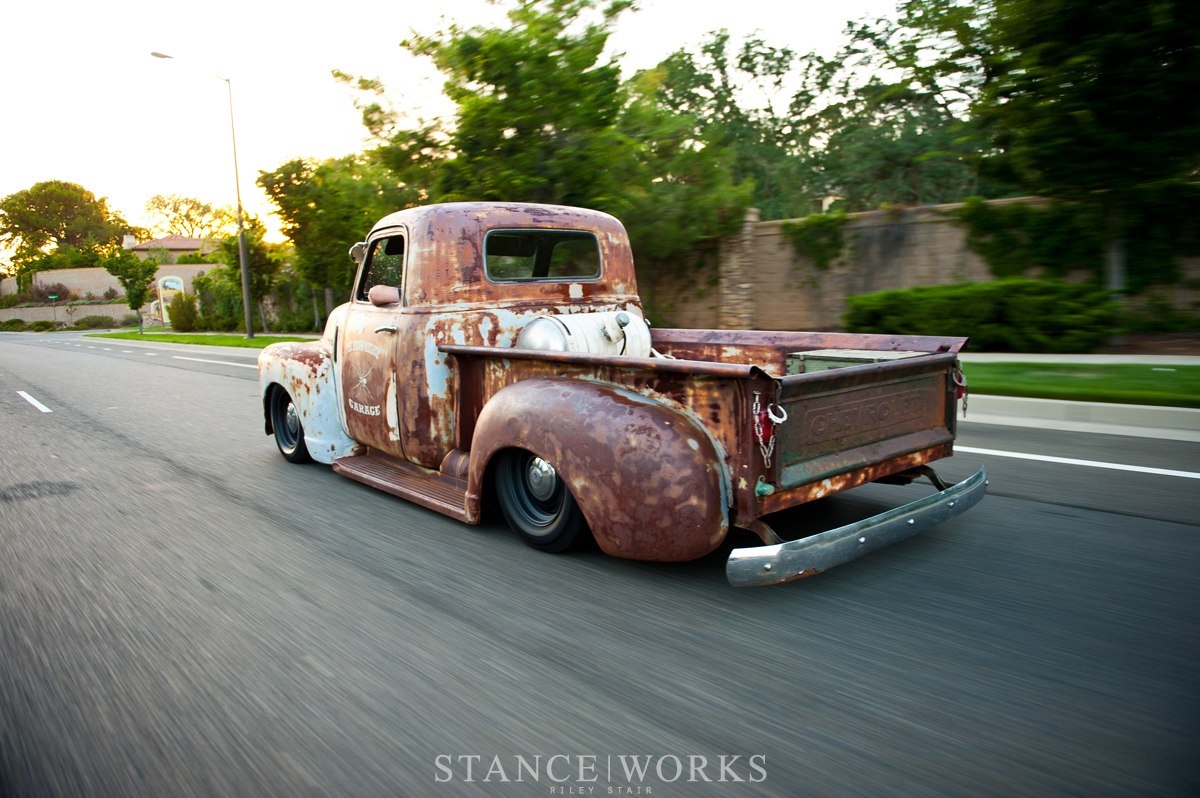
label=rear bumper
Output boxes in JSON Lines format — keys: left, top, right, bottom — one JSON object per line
{"left": 726, "top": 467, "right": 987, "bottom": 587}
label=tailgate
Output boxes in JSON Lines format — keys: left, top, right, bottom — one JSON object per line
{"left": 771, "top": 352, "right": 960, "bottom": 489}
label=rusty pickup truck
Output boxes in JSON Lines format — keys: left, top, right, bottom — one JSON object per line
{"left": 258, "top": 202, "right": 986, "bottom": 586}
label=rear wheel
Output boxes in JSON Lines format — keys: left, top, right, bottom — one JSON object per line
{"left": 269, "top": 386, "right": 311, "bottom": 463}
{"left": 494, "top": 449, "right": 586, "bottom": 552}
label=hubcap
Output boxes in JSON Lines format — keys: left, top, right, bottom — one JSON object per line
{"left": 285, "top": 401, "right": 300, "bottom": 437}
{"left": 526, "top": 457, "right": 558, "bottom": 502}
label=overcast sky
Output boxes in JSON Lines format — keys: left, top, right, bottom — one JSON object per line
{"left": 2, "top": 0, "right": 895, "bottom": 240}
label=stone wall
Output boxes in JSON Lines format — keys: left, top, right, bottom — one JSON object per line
{"left": 639, "top": 202, "right": 993, "bottom": 331}
{"left": 0, "top": 264, "right": 210, "bottom": 299}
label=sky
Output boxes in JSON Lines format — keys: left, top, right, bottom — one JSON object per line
{"left": 2, "top": 0, "right": 896, "bottom": 244}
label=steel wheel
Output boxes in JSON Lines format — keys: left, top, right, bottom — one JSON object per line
{"left": 269, "top": 386, "right": 311, "bottom": 463}
{"left": 494, "top": 449, "right": 586, "bottom": 552}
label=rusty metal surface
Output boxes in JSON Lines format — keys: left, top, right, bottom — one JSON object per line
{"left": 260, "top": 201, "right": 977, "bottom": 574}
{"left": 727, "top": 466, "right": 988, "bottom": 587}
{"left": 465, "top": 377, "right": 730, "bottom": 562}
{"left": 258, "top": 333, "right": 360, "bottom": 464}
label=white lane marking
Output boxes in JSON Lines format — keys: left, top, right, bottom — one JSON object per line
{"left": 17, "top": 391, "right": 52, "bottom": 413}
{"left": 957, "top": 445, "right": 1200, "bottom": 480}
{"left": 172, "top": 356, "right": 256, "bottom": 369}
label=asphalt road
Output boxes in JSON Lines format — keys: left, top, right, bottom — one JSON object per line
{"left": 2, "top": 332, "right": 1198, "bottom": 797}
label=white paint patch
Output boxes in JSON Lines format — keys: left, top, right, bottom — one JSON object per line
{"left": 172, "top": 356, "right": 256, "bottom": 369}
{"left": 569, "top": 283, "right": 584, "bottom": 299}
{"left": 956, "top": 445, "right": 1200, "bottom": 480}
{"left": 17, "top": 391, "right": 52, "bottom": 413}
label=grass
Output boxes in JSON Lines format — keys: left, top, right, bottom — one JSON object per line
{"left": 962, "top": 362, "right": 1200, "bottom": 408}
{"left": 87, "top": 331, "right": 313, "bottom": 349}
{"left": 82, "top": 331, "right": 1199, "bottom": 407}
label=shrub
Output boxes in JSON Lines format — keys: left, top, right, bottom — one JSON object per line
{"left": 103, "top": 287, "right": 120, "bottom": 300}
{"left": 844, "top": 278, "right": 1120, "bottom": 353}
{"left": 120, "top": 313, "right": 141, "bottom": 328}
{"left": 73, "top": 315, "right": 115, "bottom": 329}
{"left": 0, "top": 318, "right": 26, "bottom": 331}
{"left": 29, "top": 283, "right": 73, "bottom": 303}
{"left": 168, "top": 293, "right": 200, "bottom": 332}
{"left": 0, "top": 294, "right": 25, "bottom": 309}
{"left": 28, "top": 320, "right": 56, "bottom": 332}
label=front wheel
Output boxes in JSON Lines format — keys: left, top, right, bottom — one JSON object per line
{"left": 268, "top": 386, "right": 311, "bottom": 463}
{"left": 494, "top": 449, "right": 586, "bottom": 552}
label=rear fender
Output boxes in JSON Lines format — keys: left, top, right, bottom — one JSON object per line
{"left": 468, "top": 377, "right": 730, "bottom": 561}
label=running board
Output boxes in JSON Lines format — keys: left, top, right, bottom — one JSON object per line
{"left": 332, "top": 451, "right": 471, "bottom": 523}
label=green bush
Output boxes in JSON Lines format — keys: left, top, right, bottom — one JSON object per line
{"left": 120, "top": 313, "right": 141, "bottom": 328}
{"left": 844, "top": 278, "right": 1120, "bottom": 353}
{"left": 73, "top": 315, "right": 115, "bottom": 329}
{"left": 168, "top": 293, "right": 200, "bottom": 332}
{"left": 0, "top": 294, "right": 25, "bottom": 309}
{"left": 0, "top": 318, "right": 26, "bottom": 331}
{"left": 27, "top": 320, "right": 56, "bottom": 332}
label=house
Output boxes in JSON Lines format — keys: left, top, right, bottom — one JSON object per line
{"left": 126, "top": 235, "right": 216, "bottom": 264}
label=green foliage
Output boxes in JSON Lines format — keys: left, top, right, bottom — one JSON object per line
{"left": 191, "top": 269, "right": 243, "bottom": 331}
{"left": 963, "top": 362, "right": 1200, "bottom": 408}
{"left": 258, "top": 154, "right": 412, "bottom": 302}
{"left": 177, "top": 251, "right": 219, "bottom": 264}
{"left": 101, "top": 249, "right": 157, "bottom": 317}
{"left": 844, "top": 278, "right": 1120, "bottom": 353}
{"left": 956, "top": 190, "right": 1200, "bottom": 290}
{"left": 0, "top": 180, "right": 140, "bottom": 289}
{"left": 29, "top": 282, "right": 74, "bottom": 303}
{"left": 975, "top": 0, "right": 1200, "bottom": 291}
{"left": 120, "top": 313, "right": 140, "bottom": 327}
{"left": 28, "top": 320, "right": 55, "bottom": 332}
{"left": 0, "top": 318, "right": 25, "bottom": 331}
{"left": 0, "top": 294, "right": 22, "bottom": 309}
{"left": 781, "top": 211, "right": 849, "bottom": 271}
{"left": 102, "top": 287, "right": 119, "bottom": 300}
{"left": 72, "top": 315, "right": 115, "bottom": 329}
{"left": 168, "top": 292, "right": 200, "bottom": 332}
{"left": 955, "top": 197, "right": 1102, "bottom": 279}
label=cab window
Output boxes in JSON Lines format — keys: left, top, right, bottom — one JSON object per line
{"left": 356, "top": 235, "right": 405, "bottom": 301}
{"left": 485, "top": 230, "right": 601, "bottom": 281}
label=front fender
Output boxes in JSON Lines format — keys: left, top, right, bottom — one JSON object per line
{"left": 467, "top": 377, "right": 730, "bottom": 562}
{"left": 258, "top": 340, "right": 359, "bottom": 464}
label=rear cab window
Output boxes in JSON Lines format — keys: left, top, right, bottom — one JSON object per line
{"left": 484, "top": 230, "right": 601, "bottom": 282}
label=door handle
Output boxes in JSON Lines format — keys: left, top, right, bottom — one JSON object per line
{"left": 374, "top": 325, "right": 398, "bottom": 334}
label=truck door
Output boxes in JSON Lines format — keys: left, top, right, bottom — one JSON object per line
{"left": 340, "top": 231, "right": 407, "bottom": 458}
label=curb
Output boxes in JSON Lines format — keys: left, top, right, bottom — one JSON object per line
{"left": 964, "top": 394, "right": 1200, "bottom": 442}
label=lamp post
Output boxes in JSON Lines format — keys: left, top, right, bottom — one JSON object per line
{"left": 151, "top": 51, "right": 255, "bottom": 338}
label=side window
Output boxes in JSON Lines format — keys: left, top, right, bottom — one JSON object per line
{"left": 485, "top": 230, "right": 601, "bottom": 281}
{"left": 356, "top": 235, "right": 405, "bottom": 301}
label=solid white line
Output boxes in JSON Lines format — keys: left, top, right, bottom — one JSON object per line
{"left": 172, "top": 356, "right": 256, "bottom": 369}
{"left": 956, "top": 445, "right": 1199, "bottom": 480}
{"left": 17, "top": 391, "right": 52, "bottom": 413}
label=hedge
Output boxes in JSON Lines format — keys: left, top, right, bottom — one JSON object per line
{"left": 844, "top": 278, "right": 1120, "bottom": 353}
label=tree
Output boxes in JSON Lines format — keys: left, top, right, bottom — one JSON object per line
{"left": 976, "top": 0, "right": 1200, "bottom": 294}
{"left": 212, "top": 219, "right": 283, "bottom": 332}
{"left": 144, "top": 194, "right": 238, "bottom": 239}
{"left": 258, "top": 154, "right": 415, "bottom": 314}
{"left": 101, "top": 249, "right": 158, "bottom": 333}
{"left": 353, "top": 0, "right": 751, "bottom": 263}
{"left": 0, "top": 181, "right": 139, "bottom": 290}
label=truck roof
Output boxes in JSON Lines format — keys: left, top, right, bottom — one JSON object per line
{"left": 365, "top": 202, "right": 641, "bottom": 308}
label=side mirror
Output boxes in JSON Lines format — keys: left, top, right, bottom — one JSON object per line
{"left": 349, "top": 241, "right": 367, "bottom": 264}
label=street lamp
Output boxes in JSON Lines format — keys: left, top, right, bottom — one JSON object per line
{"left": 151, "top": 51, "right": 255, "bottom": 338}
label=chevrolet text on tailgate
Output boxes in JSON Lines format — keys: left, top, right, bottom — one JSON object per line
{"left": 258, "top": 202, "right": 987, "bottom": 586}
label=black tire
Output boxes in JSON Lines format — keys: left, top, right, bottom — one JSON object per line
{"left": 494, "top": 449, "right": 586, "bottom": 552}
{"left": 268, "top": 386, "right": 312, "bottom": 463}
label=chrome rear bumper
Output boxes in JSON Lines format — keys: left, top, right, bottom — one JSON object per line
{"left": 726, "top": 467, "right": 988, "bottom": 587}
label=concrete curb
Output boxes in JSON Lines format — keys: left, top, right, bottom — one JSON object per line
{"left": 963, "top": 395, "right": 1200, "bottom": 442}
